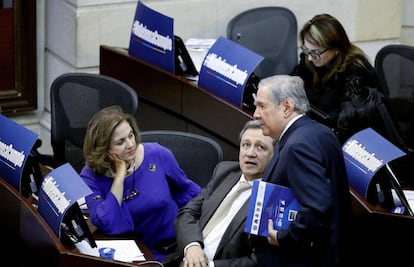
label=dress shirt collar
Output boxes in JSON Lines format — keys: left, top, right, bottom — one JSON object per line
{"left": 239, "top": 173, "right": 262, "bottom": 185}
{"left": 279, "top": 114, "right": 304, "bottom": 141}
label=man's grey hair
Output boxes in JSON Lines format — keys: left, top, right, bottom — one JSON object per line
{"left": 258, "top": 75, "right": 310, "bottom": 114}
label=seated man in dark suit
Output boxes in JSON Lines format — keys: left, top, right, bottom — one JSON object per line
{"left": 163, "top": 120, "right": 276, "bottom": 267}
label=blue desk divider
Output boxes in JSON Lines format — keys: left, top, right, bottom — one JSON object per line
{"left": 197, "top": 36, "right": 263, "bottom": 108}
{"left": 0, "top": 114, "right": 38, "bottom": 191}
{"left": 128, "top": 0, "right": 175, "bottom": 74}
{"left": 342, "top": 128, "right": 406, "bottom": 198}
{"left": 38, "top": 163, "right": 92, "bottom": 238}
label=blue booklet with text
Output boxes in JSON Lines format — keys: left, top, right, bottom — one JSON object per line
{"left": 245, "top": 180, "right": 300, "bottom": 237}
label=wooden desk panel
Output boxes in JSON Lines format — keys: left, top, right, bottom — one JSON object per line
{"left": 0, "top": 177, "right": 65, "bottom": 267}
{"left": 348, "top": 187, "right": 414, "bottom": 265}
{"left": 99, "top": 46, "right": 182, "bottom": 114}
{"left": 181, "top": 81, "right": 252, "bottom": 146}
{"left": 60, "top": 252, "right": 161, "bottom": 267}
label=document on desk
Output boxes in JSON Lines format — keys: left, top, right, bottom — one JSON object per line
{"left": 185, "top": 38, "right": 216, "bottom": 73}
{"left": 95, "top": 240, "right": 145, "bottom": 262}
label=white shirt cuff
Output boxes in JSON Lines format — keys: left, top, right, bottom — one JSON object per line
{"left": 183, "top": 242, "right": 201, "bottom": 256}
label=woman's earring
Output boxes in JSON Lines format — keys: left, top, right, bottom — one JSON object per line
{"left": 335, "top": 50, "right": 339, "bottom": 56}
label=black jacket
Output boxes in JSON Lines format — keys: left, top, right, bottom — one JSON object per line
{"left": 163, "top": 161, "right": 257, "bottom": 267}
{"left": 291, "top": 53, "right": 387, "bottom": 143}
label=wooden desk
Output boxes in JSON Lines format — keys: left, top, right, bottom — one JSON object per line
{"left": 100, "top": 45, "right": 414, "bottom": 265}
{"left": 100, "top": 45, "right": 252, "bottom": 161}
{"left": 0, "top": 176, "right": 159, "bottom": 267}
{"left": 348, "top": 186, "right": 414, "bottom": 265}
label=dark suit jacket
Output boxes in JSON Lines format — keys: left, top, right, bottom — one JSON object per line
{"left": 163, "top": 161, "right": 257, "bottom": 267}
{"left": 251, "top": 115, "right": 351, "bottom": 267}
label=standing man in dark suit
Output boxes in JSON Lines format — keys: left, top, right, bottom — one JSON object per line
{"left": 252, "top": 75, "right": 352, "bottom": 267}
{"left": 163, "top": 120, "right": 276, "bottom": 267}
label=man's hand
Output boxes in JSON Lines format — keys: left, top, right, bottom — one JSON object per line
{"left": 267, "top": 219, "right": 279, "bottom": 246}
{"left": 182, "top": 245, "right": 209, "bottom": 267}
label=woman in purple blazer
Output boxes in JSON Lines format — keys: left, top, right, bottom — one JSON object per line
{"left": 80, "top": 105, "right": 201, "bottom": 261}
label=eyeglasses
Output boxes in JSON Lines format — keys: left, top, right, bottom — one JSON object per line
{"left": 300, "top": 45, "right": 329, "bottom": 60}
{"left": 123, "top": 188, "right": 140, "bottom": 201}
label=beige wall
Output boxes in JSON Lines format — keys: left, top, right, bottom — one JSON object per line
{"left": 10, "top": 0, "right": 412, "bottom": 155}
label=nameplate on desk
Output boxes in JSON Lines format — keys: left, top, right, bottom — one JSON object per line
{"left": 38, "top": 163, "right": 93, "bottom": 238}
{"left": 197, "top": 36, "right": 263, "bottom": 108}
{"left": 342, "top": 127, "right": 406, "bottom": 198}
{"left": 128, "top": 0, "right": 175, "bottom": 74}
{"left": 0, "top": 114, "right": 38, "bottom": 191}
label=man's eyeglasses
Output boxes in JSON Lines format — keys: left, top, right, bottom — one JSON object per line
{"left": 123, "top": 188, "right": 140, "bottom": 201}
{"left": 301, "top": 46, "right": 329, "bottom": 60}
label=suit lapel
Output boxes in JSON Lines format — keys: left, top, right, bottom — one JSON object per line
{"left": 262, "top": 116, "right": 309, "bottom": 182}
{"left": 201, "top": 171, "right": 240, "bottom": 228}
{"left": 262, "top": 142, "right": 280, "bottom": 182}
{"left": 215, "top": 197, "right": 250, "bottom": 254}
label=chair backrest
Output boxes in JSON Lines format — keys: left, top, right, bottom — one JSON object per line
{"left": 374, "top": 44, "right": 414, "bottom": 150}
{"left": 140, "top": 130, "right": 223, "bottom": 187}
{"left": 227, "top": 6, "right": 298, "bottom": 79}
{"left": 50, "top": 72, "right": 139, "bottom": 172}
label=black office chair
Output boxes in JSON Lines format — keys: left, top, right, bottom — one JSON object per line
{"left": 375, "top": 44, "right": 414, "bottom": 151}
{"left": 374, "top": 44, "right": 414, "bottom": 186}
{"left": 140, "top": 130, "right": 223, "bottom": 187}
{"left": 227, "top": 6, "right": 298, "bottom": 79}
{"left": 41, "top": 72, "right": 139, "bottom": 173}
